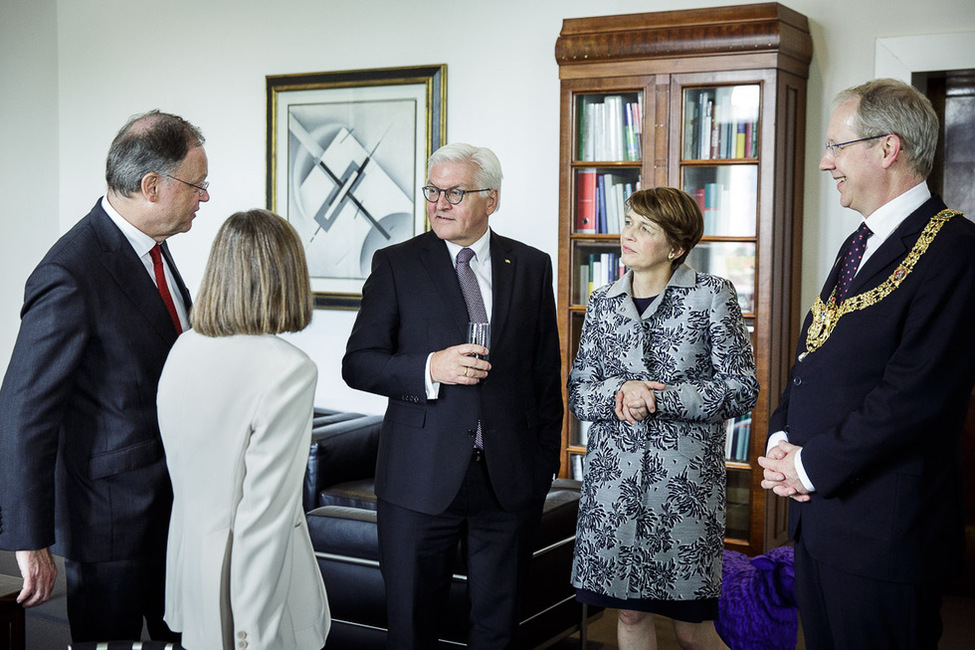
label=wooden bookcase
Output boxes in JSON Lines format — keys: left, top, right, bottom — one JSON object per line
{"left": 554, "top": 3, "right": 812, "bottom": 555}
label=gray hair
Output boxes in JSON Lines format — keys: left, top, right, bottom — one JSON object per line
{"left": 106, "top": 110, "right": 205, "bottom": 196}
{"left": 837, "top": 78, "right": 939, "bottom": 179}
{"left": 427, "top": 143, "right": 503, "bottom": 210}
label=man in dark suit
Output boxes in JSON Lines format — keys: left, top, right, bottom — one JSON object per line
{"left": 759, "top": 79, "right": 975, "bottom": 648}
{"left": 343, "top": 143, "right": 563, "bottom": 649}
{"left": 0, "top": 110, "right": 207, "bottom": 642}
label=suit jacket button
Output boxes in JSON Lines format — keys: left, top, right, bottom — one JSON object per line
{"left": 237, "top": 631, "right": 247, "bottom": 639}
{"left": 793, "top": 377, "right": 802, "bottom": 386}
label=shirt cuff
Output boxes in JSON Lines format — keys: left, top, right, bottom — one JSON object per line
{"left": 794, "top": 448, "right": 816, "bottom": 493}
{"left": 767, "top": 430, "right": 788, "bottom": 452}
{"left": 424, "top": 353, "right": 440, "bottom": 400}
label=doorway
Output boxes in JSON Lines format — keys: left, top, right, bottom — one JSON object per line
{"left": 915, "top": 68, "right": 975, "bottom": 597}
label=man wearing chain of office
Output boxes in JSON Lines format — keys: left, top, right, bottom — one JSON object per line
{"left": 758, "top": 78, "right": 975, "bottom": 649}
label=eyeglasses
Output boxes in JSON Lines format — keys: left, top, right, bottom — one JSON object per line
{"left": 422, "top": 185, "right": 491, "bottom": 205}
{"left": 824, "top": 134, "right": 890, "bottom": 158}
{"left": 164, "top": 173, "right": 210, "bottom": 195}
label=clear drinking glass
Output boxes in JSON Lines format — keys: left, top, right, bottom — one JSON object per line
{"left": 467, "top": 322, "right": 490, "bottom": 360}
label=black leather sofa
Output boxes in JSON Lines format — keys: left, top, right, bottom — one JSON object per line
{"left": 304, "top": 408, "right": 594, "bottom": 649}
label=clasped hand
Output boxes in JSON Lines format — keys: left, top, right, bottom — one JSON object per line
{"left": 757, "top": 441, "right": 812, "bottom": 502}
{"left": 615, "top": 380, "right": 665, "bottom": 423}
{"left": 430, "top": 343, "right": 491, "bottom": 385}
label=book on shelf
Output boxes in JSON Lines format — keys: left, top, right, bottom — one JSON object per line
{"left": 724, "top": 413, "right": 752, "bottom": 462}
{"left": 703, "top": 182, "right": 721, "bottom": 235}
{"left": 575, "top": 170, "right": 597, "bottom": 233}
{"left": 700, "top": 92, "right": 713, "bottom": 160}
{"left": 577, "top": 252, "right": 626, "bottom": 304}
{"left": 577, "top": 94, "right": 642, "bottom": 162}
{"left": 578, "top": 420, "right": 592, "bottom": 446}
{"left": 596, "top": 175, "right": 607, "bottom": 235}
{"left": 683, "top": 98, "right": 698, "bottom": 160}
{"left": 571, "top": 454, "right": 585, "bottom": 480}
{"left": 624, "top": 101, "right": 641, "bottom": 160}
{"left": 585, "top": 174, "right": 638, "bottom": 235}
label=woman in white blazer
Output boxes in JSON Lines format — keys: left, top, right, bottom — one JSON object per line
{"left": 157, "top": 209, "right": 330, "bottom": 649}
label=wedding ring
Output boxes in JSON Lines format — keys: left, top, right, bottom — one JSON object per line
{"left": 464, "top": 367, "right": 469, "bottom": 377}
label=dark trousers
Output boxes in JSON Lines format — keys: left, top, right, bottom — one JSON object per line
{"left": 794, "top": 538, "right": 943, "bottom": 650}
{"left": 65, "top": 555, "right": 179, "bottom": 644}
{"left": 377, "top": 453, "right": 543, "bottom": 650}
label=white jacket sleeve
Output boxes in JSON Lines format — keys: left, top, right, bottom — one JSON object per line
{"left": 228, "top": 354, "right": 318, "bottom": 647}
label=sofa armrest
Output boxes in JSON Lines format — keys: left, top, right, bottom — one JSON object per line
{"left": 304, "top": 410, "right": 382, "bottom": 511}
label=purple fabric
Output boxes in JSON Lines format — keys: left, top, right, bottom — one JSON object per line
{"left": 715, "top": 546, "right": 798, "bottom": 650}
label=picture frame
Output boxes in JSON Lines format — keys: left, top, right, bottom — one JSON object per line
{"left": 267, "top": 64, "right": 447, "bottom": 309}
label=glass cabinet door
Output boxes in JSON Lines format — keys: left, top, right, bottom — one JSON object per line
{"left": 682, "top": 85, "right": 759, "bottom": 161}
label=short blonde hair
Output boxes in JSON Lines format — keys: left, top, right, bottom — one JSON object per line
{"left": 192, "top": 209, "right": 312, "bottom": 336}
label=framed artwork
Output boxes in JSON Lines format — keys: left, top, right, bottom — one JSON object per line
{"left": 267, "top": 64, "right": 446, "bottom": 309}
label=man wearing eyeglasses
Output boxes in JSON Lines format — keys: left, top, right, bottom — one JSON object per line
{"left": 344, "top": 143, "right": 563, "bottom": 648}
{"left": 759, "top": 79, "right": 975, "bottom": 648}
{"left": 0, "top": 110, "right": 207, "bottom": 643}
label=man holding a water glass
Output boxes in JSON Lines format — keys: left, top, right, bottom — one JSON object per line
{"left": 344, "top": 142, "right": 563, "bottom": 649}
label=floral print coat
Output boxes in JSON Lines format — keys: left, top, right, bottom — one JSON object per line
{"left": 569, "top": 265, "right": 758, "bottom": 601}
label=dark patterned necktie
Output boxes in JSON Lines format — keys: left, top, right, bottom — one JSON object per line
{"left": 456, "top": 247, "right": 486, "bottom": 449}
{"left": 835, "top": 222, "right": 873, "bottom": 302}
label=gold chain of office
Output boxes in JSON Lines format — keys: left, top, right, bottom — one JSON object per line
{"left": 800, "top": 209, "right": 962, "bottom": 361}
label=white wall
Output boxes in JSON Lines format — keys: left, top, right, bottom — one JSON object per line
{"left": 2, "top": 0, "right": 973, "bottom": 414}
{"left": 0, "top": 0, "right": 59, "bottom": 370}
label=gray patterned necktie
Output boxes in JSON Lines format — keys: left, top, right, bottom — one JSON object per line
{"left": 456, "top": 247, "right": 488, "bottom": 323}
{"left": 456, "top": 247, "right": 486, "bottom": 449}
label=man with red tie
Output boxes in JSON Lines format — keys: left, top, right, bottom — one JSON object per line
{"left": 0, "top": 110, "right": 206, "bottom": 643}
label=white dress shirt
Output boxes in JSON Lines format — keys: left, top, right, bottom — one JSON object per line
{"left": 425, "top": 228, "right": 493, "bottom": 398}
{"left": 101, "top": 196, "right": 189, "bottom": 331}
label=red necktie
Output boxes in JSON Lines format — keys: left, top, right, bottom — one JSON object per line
{"left": 150, "top": 244, "right": 182, "bottom": 333}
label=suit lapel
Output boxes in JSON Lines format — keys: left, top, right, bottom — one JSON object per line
{"left": 418, "top": 232, "right": 470, "bottom": 333}
{"left": 848, "top": 197, "right": 944, "bottom": 295}
{"left": 88, "top": 205, "right": 181, "bottom": 343}
{"left": 159, "top": 240, "right": 192, "bottom": 310}
{"left": 489, "top": 232, "right": 514, "bottom": 349}
{"left": 821, "top": 232, "right": 854, "bottom": 300}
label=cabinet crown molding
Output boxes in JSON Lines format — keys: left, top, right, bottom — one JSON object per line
{"left": 555, "top": 2, "right": 812, "bottom": 74}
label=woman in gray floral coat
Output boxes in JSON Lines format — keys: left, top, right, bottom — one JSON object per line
{"left": 569, "top": 187, "right": 758, "bottom": 650}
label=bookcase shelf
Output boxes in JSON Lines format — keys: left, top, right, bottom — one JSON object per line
{"left": 555, "top": 3, "right": 811, "bottom": 556}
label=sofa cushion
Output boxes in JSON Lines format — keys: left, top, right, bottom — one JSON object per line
{"left": 318, "top": 478, "right": 379, "bottom": 511}
{"left": 308, "top": 505, "right": 381, "bottom": 563}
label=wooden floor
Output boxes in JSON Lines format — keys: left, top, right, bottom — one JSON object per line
{"left": 3, "top": 550, "right": 974, "bottom": 650}
{"left": 554, "top": 598, "right": 975, "bottom": 649}
{"left": 553, "top": 608, "right": 801, "bottom": 650}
